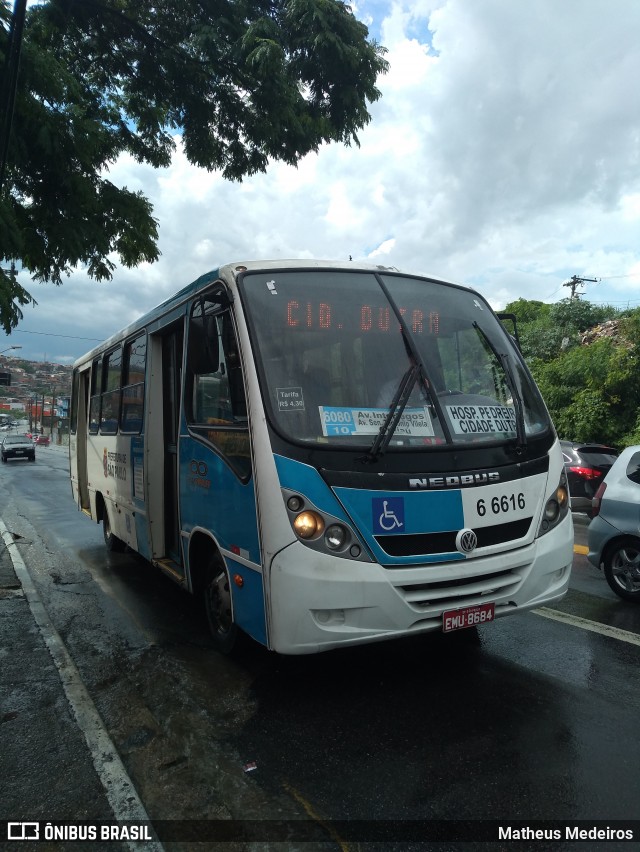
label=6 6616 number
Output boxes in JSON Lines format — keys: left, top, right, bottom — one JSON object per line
{"left": 476, "top": 492, "right": 525, "bottom": 516}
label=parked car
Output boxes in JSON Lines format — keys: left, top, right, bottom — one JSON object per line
{"left": 587, "top": 445, "right": 640, "bottom": 602}
{"left": 33, "top": 434, "right": 50, "bottom": 446}
{"left": 0, "top": 433, "right": 36, "bottom": 463}
{"left": 560, "top": 440, "right": 619, "bottom": 514}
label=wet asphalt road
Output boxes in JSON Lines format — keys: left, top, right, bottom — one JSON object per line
{"left": 1, "top": 445, "right": 639, "bottom": 850}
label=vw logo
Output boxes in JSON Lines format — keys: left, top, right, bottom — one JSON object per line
{"left": 456, "top": 528, "right": 477, "bottom": 554}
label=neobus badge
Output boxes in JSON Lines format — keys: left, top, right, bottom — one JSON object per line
{"left": 409, "top": 472, "right": 501, "bottom": 489}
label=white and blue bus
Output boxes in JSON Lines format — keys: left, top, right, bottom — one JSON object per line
{"left": 69, "top": 260, "right": 574, "bottom": 654}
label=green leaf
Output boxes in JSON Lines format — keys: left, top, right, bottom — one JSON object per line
{"left": 0, "top": 0, "right": 388, "bottom": 330}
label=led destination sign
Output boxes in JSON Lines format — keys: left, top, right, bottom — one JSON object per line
{"left": 286, "top": 300, "right": 440, "bottom": 335}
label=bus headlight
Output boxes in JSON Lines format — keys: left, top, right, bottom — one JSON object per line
{"left": 556, "top": 484, "right": 569, "bottom": 509}
{"left": 287, "top": 495, "right": 304, "bottom": 512}
{"left": 282, "top": 488, "right": 371, "bottom": 562}
{"left": 544, "top": 499, "right": 560, "bottom": 522}
{"left": 537, "top": 473, "right": 570, "bottom": 537}
{"left": 325, "top": 524, "right": 348, "bottom": 550}
{"left": 293, "top": 511, "right": 324, "bottom": 539}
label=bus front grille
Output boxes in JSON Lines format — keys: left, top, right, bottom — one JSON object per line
{"left": 395, "top": 567, "right": 525, "bottom": 612}
{"left": 375, "top": 517, "right": 533, "bottom": 557}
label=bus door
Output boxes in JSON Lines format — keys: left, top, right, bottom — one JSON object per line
{"left": 161, "top": 324, "right": 184, "bottom": 564}
{"left": 74, "top": 366, "right": 91, "bottom": 513}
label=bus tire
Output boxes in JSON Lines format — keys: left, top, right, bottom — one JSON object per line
{"left": 103, "top": 510, "right": 125, "bottom": 552}
{"left": 204, "top": 556, "right": 238, "bottom": 654}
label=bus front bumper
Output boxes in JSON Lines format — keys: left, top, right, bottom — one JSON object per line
{"left": 267, "top": 518, "right": 573, "bottom": 654}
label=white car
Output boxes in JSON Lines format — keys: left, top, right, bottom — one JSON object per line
{"left": 587, "top": 445, "right": 640, "bottom": 602}
{"left": 0, "top": 433, "right": 36, "bottom": 463}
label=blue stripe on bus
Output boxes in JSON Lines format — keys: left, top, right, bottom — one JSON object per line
{"left": 333, "top": 486, "right": 465, "bottom": 564}
{"left": 180, "top": 437, "right": 260, "bottom": 563}
{"left": 274, "top": 454, "right": 466, "bottom": 565}
{"left": 273, "top": 454, "right": 352, "bottom": 521}
{"left": 180, "top": 439, "right": 266, "bottom": 644}
{"left": 334, "top": 487, "right": 464, "bottom": 535}
{"left": 224, "top": 558, "right": 267, "bottom": 647}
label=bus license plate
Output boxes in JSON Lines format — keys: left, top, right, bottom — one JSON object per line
{"left": 443, "top": 602, "right": 495, "bottom": 632}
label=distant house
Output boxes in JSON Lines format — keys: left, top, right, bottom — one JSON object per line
{"left": 0, "top": 398, "right": 26, "bottom": 411}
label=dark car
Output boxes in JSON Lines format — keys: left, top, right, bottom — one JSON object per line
{"left": 1, "top": 433, "right": 36, "bottom": 463}
{"left": 560, "top": 440, "right": 618, "bottom": 514}
{"left": 587, "top": 445, "right": 640, "bottom": 602}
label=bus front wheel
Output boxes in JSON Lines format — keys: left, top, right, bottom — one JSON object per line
{"left": 204, "top": 558, "right": 238, "bottom": 654}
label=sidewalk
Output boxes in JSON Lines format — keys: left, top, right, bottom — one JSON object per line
{"left": 0, "top": 514, "right": 151, "bottom": 848}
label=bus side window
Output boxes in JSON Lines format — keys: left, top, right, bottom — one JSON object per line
{"left": 186, "top": 300, "right": 251, "bottom": 479}
{"left": 121, "top": 333, "right": 146, "bottom": 434}
{"left": 100, "top": 346, "right": 122, "bottom": 435}
{"left": 70, "top": 369, "right": 79, "bottom": 435}
{"left": 88, "top": 357, "right": 101, "bottom": 435}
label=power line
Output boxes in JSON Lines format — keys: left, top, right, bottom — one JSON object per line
{"left": 594, "top": 273, "right": 640, "bottom": 281}
{"left": 6, "top": 329, "right": 102, "bottom": 341}
{"left": 588, "top": 298, "right": 640, "bottom": 307}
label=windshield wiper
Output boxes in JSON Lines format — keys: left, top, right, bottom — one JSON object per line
{"left": 364, "top": 364, "right": 420, "bottom": 462}
{"left": 361, "top": 275, "right": 453, "bottom": 462}
{"left": 473, "top": 321, "right": 527, "bottom": 451}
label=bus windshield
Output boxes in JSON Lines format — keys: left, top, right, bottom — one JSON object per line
{"left": 241, "top": 269, "right": 550, "bottom": 449}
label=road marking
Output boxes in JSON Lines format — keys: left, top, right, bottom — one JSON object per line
{"left": 284, "top": 783, "right": 352, "bottom": 852}
{"left": 0, "top": 518, "right": 163, "bottom": 851}
{"left": 534, "top": 606, "right": 640, "bottom": 647}
{"left": 574, "top": 544, "right": 589, "bottom": 555}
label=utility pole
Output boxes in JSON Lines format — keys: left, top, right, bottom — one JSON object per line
{"left": 563, "top": 275, "right": 598, "bottom": 300}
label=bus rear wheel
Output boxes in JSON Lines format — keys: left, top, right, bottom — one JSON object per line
{"left": 103, "top": 511, "right": 125, "bottom": 552}
{"left": 204, "top": 558, "right": 238, "bottom": 654}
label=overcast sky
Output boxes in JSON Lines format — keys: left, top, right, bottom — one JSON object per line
{"left": 4, "top": 0, "right": 640, "bottom": 365}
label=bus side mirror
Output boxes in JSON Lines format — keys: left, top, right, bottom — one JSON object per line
{"left": 497, "top": 312, "right": 521, "bottom": 351}
{"left": 188, "top": 314, "right": 220, "bottom": 374}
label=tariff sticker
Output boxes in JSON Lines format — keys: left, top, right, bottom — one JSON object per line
{"left": 276, "top": 387, "right": 305, "bottom": 411}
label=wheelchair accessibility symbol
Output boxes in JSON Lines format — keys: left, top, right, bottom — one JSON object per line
{"left": 372, "top": 497, "right": 405, "bottom": 534}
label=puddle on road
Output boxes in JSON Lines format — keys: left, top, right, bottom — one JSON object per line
{"left": 90, "top": 638, "right": 308, "bottom": 826}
